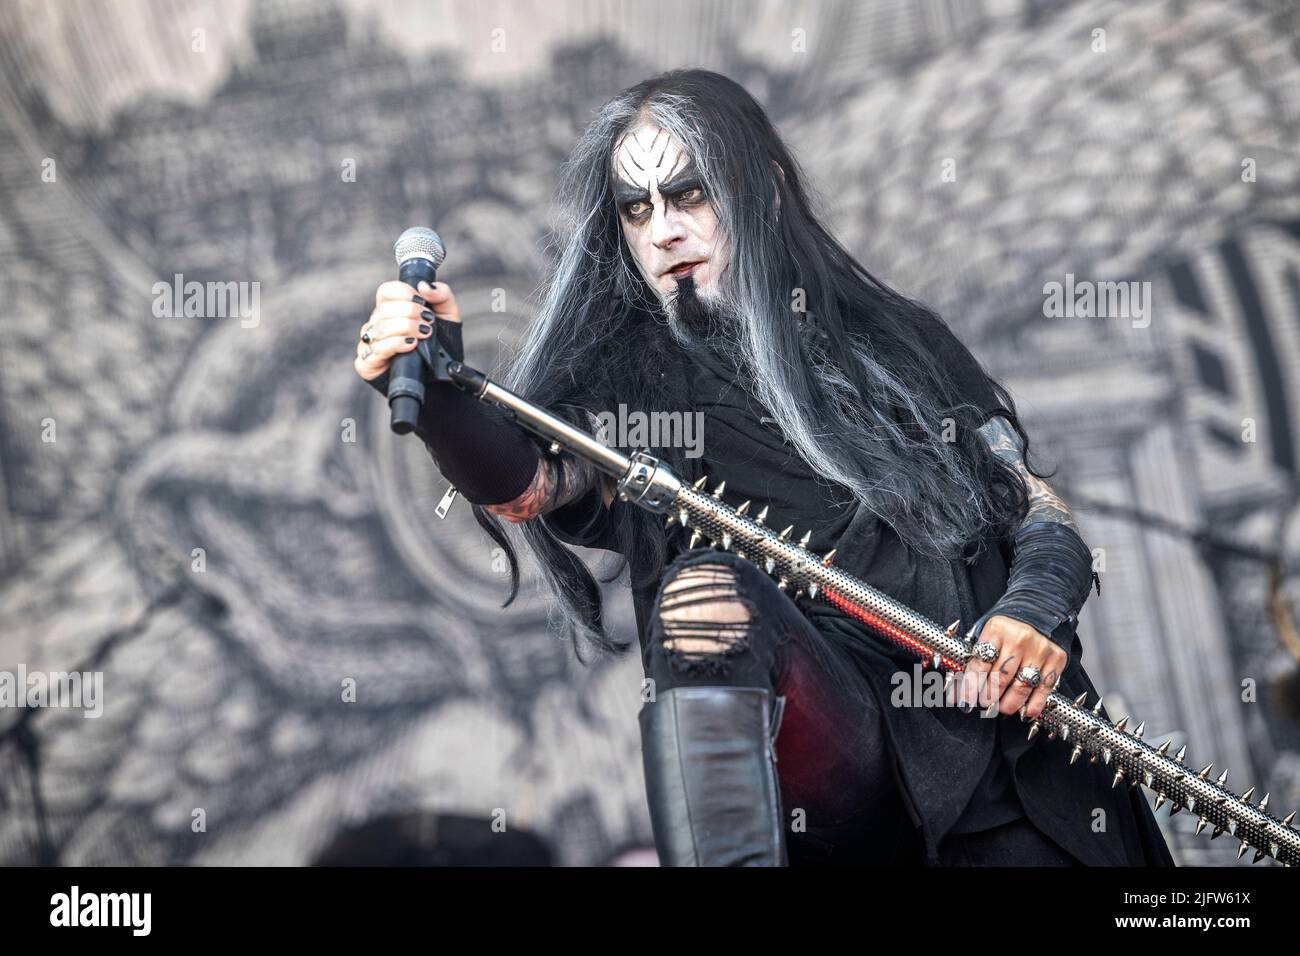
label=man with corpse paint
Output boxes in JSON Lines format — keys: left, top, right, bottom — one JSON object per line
{"left": 354, "top": 69, "right": 1173, "bottom": 867}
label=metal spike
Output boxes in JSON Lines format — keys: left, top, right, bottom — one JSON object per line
{"left": 735, "top": 500, "right": 751, "bottom": 516}
{"left": 1115, "top": 716, "right": 1129, "bottom": 733}
{"left": 1185, "top": 796, "right": 1196, "bottom": 813}
{"left": 1143, "top": 771, "right": 1154, "bottom": 788}
{"left": 821, "top": 549, "right": 836, "bottom": 566}
{"left": 793, "top": 589, "right": 805, "bottom": 600}
{"left": 945, "top": 619, "right": 961, "bottom": 636}
{"left": 778, "top": 525, "right": 794, "bottom": 542}
{"left": 692, "top": 475, "right": 709, "bottom": 490}
{"left": 1060, "top": 724, "right": 1070, "bottom": 742}
{"left": 1198, "top": 764, "right": 1213, "bottom": 780}
{"left": 1283, "top": 810, "right": 1295, "bottom": 828}
{"left": 807, "top": 583, "right": 818, "bottom": 600}
{"left": 1175, "top": 744, "right": 1187, "bottom": 764}
{"left": 711, "top": 480, "right": 727, "bottom": 498}
{"left": 1235, "top": 840, "right": 1249, "bottom": 860}
{"left": 1170, "top": 801, "right": 1182, "bottom": 815}
{"left": 678, "top": 509, "right": 689, "bottom": 527}
{"left": 1156, "top": 740, "right": 1171, "bottom": 757}
{"left": 688, "top": 530, "right": 702, "bottom": 549}
{"left": 776, "top": 578, "right": 789, "bottom": 591}
{"left": 1134, "top": 721, "right": 1145, "bottom": 739}
{"left": 1112, "top": 769, "right": 1125, "bottom": 789}
{"left": 1210, "top": 826, "right": 1223, "bottom": 840}
{"left": 1252, "top": 848, "right": 1266, "bottom": 864}
{"left": 1101, "top": 747, "right": 1112, "bottom": 766}
{"left": 664, "top": 513, "right": 675, "bottom": 528}
{"left": 1196, "top": 816, "right": 1209, "bottom": 835}
{"left": 1027, "top": 720, "right": 1040, "bottom": 741}
{"left": 932, "top": 652, "right": 942, "bottom": 670}
{"left": 1069, "top": 744, "right": 1083, "bottom": 765}
{"left": 797, "top": 530, "right": 811, "bottom": 549}
{"left": 755, "top": 505, "right": 769, "bottom": 526}
{"left": 1242, "top": 787, "right": 1255, "bottom": 804}
{"left": 720, "top": 532, "right": 732, "bottom": 551}
{"left": 1259, "top": 792, "right": 1269, "bottom": 811}
{"left": 1270, "top": 842, "right": 1280, "bottom": 859}
{"left": 1089, "top": 753, "right": 1098, "bottom": 765}
{"left": 1073, "top": 692, "right": 1087, "bottom": 707}
{"left": 1227, "top": 819, "right": 1238, "bottom": 837}
{"left": 764, "top": 557, "right": 776, "bottom": 574}
{"left": 1216, "top": 769, "right": 1228, "bottom": 788}
{"left": 1154, "top": 792, "right": 1166, "bottom": 810}
{"left": 1092, "top": 697, "right": 1104, "bottom": 715}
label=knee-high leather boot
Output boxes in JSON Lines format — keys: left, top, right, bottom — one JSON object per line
{"left": 638, "top": 685, "right": 788, "bottom": 866}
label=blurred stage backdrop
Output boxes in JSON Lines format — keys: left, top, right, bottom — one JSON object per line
{"left": 1, "top": 0, "right": 1299, "bottom": 866}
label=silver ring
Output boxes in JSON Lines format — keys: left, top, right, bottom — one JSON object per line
{"left": 361, "top": 326, "right": 375, "bottom": 344}
{"left": 972, "top": 640, "right": 998, "bottom": 663}
{"left": 1016, "top": 665, "right": 1042, "bottom": 687}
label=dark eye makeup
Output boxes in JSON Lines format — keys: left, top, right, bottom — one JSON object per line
{"left": 621, "top": 184, "right": 707, "bottom": 220}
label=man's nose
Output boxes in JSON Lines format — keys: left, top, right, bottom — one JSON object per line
{"left": 651, "top": 202, "right": 687, "bottom": 250}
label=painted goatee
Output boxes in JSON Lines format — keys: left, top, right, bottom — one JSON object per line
{"left": 663, "top": 275, "right": 731, "bottom": 349}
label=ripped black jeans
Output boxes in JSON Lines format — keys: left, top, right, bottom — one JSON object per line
{"left": 643, "top": 546, "right": 922, "bottom": 865}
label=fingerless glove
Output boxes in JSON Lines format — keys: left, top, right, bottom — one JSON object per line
{"left": 970, "top": 522, "right": 1100, "bottom": 660}
{"left": 364, "top": 318, "right": 542, "bottom": 507}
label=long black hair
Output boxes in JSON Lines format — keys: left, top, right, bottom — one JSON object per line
{"left": 470, "top": 69, "right": 1042, "bottom": 661}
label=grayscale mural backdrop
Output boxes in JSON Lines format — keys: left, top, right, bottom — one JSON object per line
{"left": 1, "top": 0, "right": 1298, "bottom": 866}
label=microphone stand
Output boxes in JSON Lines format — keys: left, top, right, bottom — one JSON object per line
{"left": 421, "top": 346, "right": 1300, "bottom": 867}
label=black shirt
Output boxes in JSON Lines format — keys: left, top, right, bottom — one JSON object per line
{"left": 543, "top": 312, "right": 1025, "bottom": 840}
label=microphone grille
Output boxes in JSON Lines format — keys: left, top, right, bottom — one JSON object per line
{"left": 394, "top": 227, "right": 447, "bottom": 268}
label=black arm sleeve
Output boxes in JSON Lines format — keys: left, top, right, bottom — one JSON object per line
{"left": 363, "top": 320, "right": 542, "bottom": 507}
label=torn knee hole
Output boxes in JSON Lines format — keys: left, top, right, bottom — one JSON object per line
{"left": 656, "top": 566, "right": 757, "bottom": 675}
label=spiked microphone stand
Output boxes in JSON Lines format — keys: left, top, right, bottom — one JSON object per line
{"left": 424, "top": 345, "right": 1299, "bottom": 867}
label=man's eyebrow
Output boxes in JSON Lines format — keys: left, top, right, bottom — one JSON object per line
{"left": 611, "top": 160, "right": 702, "bottom": 206}
{"left": 612, "top": 177, "right": 651, "bottom": 205}
{"left": 658, "top": 166, "right": 701, "bottom": 194}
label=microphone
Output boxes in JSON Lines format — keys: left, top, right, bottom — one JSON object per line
{"left": 388, "top": 227, "right": 448, "bottom": 434}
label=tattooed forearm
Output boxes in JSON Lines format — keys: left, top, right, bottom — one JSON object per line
{"left": 977, "top": 415, "right": 1078, "bottom": 530}
{"left": 486, "top": 453, "right": 610, "bottom": 524}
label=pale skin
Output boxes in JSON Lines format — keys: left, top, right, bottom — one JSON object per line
{"left": 610, "top": 119, "right": 732, "bottom": 306}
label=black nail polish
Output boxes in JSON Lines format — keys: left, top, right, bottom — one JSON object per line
{"left": 411, "top": 294, "right": 428, "bottom": 307}
{"left": 419, "top": 323, "right": 431, "bottom": 334}
{"left": 420, "top": 310, "right": 435, "bottom": 321}
{"left": 404, "top": 336, "right": 415, "bottom": 344}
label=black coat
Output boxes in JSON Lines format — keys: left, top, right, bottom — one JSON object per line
{"left": 544, "top": 317, "right": 1176, "bottom": 867}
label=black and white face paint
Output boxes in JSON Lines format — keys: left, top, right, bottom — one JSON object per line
{"left": 611, "top": 119, "right": 732, "bottom": 325}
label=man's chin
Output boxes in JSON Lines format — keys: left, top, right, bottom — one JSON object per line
{"left": 661, "top": 275, "right": 732, "bottom": 345}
